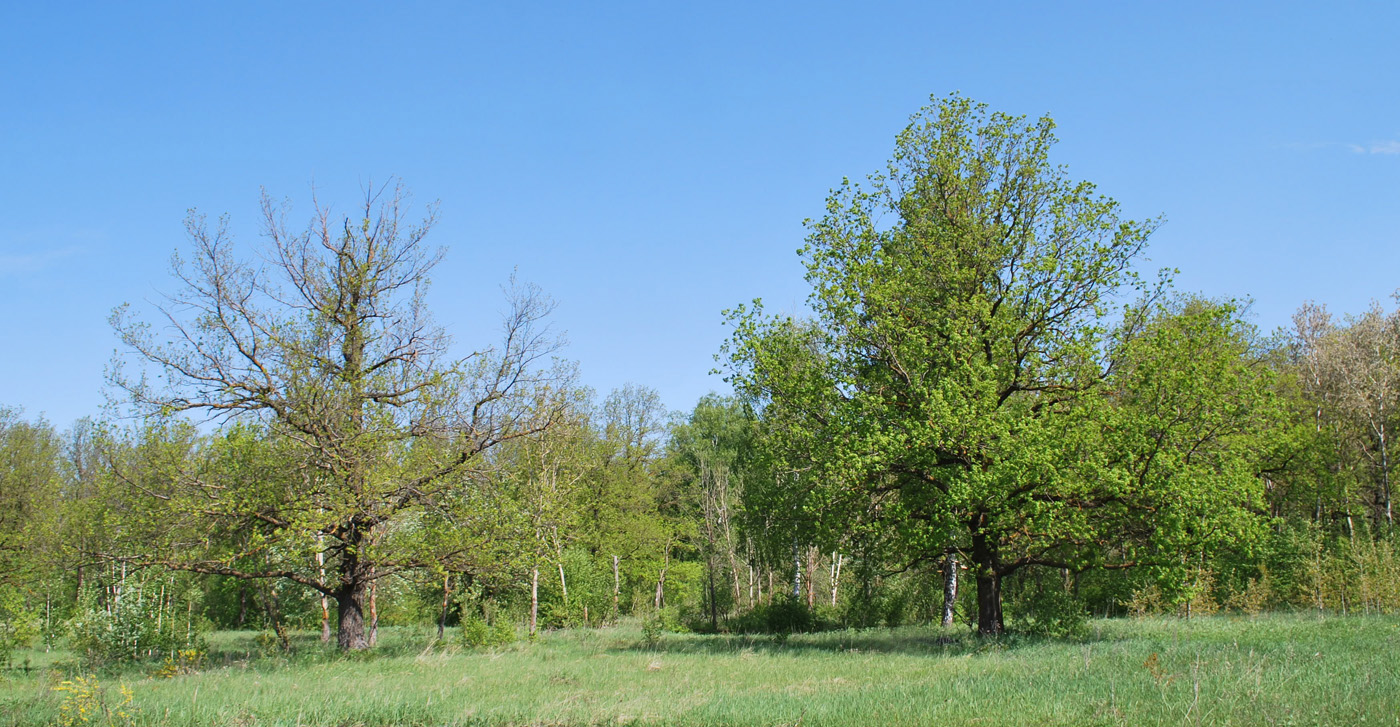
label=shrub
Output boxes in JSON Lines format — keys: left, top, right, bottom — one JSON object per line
{"left": 52, "top": 675, "right": 138, "bottom": 727}
{"left": 0, "top": 586, "right": 40, "bottom": 667}
{"left": 1010, "top": 585, "right": 1087, "bottom": 638}
{"left": 728, "top": 596, "right": 826, "bottom": 635}
{"left": 68, "top": 584, "right": 207, "bottom": 667}
{"left": 460, "top": 616, "right": 515, "bottom": 648}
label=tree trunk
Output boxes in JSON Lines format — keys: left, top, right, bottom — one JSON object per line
{"left": 335, "top": 583, "right": 368, "bottom": 651}
{"left": 611, "top": 555, "right": 620, "bottom": 621}
{"left": 707, "top": 555, "right": 719, "bottom": 631}
{"left": 830, "top": 553, "right": 843, "bottom": 608}
{"left": 1380, "top": 420, "right": 1394, "bottom": 529}
{"left": 529, "top": 566, "right": 539, "bottom": 637}
{"left": 368, "top": 578, "right": 379, "bottom": 647}
{"left": 320, "top": 595, "right": 332, "bottom": 643}
{"left": 792, "top": 542, "right": 802, "bottom": 599}
{"left": 335, "top": 538, "right": 372, "bottom": 651}
{"left": 437, "top": 573, "right": 452, "bottom": 640}
{"left": 654, "top": 545, "right": 670, "bottom": 610}
{"left": 263, "top": 583, "right": 291, "bottom": 652}
{"left": 942, "top": 553, "right": 959, "bottom": 627}
{"left": 970, "top": 527, "right": 1003, "bottom": 635}
{"left": 727, "top": 550, "right": 743, "bottom": 611}
{"left": 318, "top": 536, "right": 330, "bottom": 643}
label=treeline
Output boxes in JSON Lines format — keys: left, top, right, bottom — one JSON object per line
{"left": 2, "top": 95, "right": 1399, "bottom": 661}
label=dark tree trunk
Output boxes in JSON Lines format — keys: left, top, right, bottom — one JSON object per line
{"left": 970, "top": 526, "right": 1003, "bottom": 635}
{"left": 336, "top": 585, "right": 368, "bottom": 651}
{"left": 975, "top": 570, "right": 1002, "bottom": 634}
{"left": 335, "top": 535, "right": 372, "bottom": 651}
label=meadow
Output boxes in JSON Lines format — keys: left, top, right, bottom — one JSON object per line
{"left": 2, "top": 614, "right": 1397, "bottom": 726}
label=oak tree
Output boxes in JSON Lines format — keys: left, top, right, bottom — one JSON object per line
{"left": 110, "top": 183, "right": 565, "bottom": 649}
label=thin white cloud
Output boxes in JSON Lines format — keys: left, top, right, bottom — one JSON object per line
{"left": 0, "top": 247, "right": 78, "bottom": 275}
{"left": 1285, "top": 140, "right": 1400, "bottom": 156}
{"left": 1361, "top": 140, "right": 1400, "bottom": 155}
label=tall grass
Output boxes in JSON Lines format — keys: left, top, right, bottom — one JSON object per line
{"left": 2, "top": 614, "right": 1396, "bottom": 726}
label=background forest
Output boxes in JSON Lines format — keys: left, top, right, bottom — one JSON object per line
{"left": 2, "top": 97, "right": 1399, "bottom": 671}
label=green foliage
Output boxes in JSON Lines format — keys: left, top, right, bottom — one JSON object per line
{"left": 1007, "top": 581, "right": 1087, "bottom": 638}
{"left": 727, "top": 596, "right": 824, "bottom": 635}
{"left": 67, "top": 580, "right": 207, "bottom": 668}
{"left": 459, "top": 616, "right": 516, "bottom": 648}
{"left": 0, "top": 586, "right": 40, "bottom": 667}
{"left": 723, "top": 95, "right": 1277, "bottom": 634}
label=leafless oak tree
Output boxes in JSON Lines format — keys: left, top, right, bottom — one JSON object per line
{"left": 109, "top": 182, "right": 566, "bottom": 649}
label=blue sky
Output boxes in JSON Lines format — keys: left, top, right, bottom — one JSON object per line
{"left": 2, "top": 2, "right": 1398, "bottom": 427}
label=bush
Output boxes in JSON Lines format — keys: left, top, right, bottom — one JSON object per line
{"left": 460, "top": 615, "right": 515, "bottom": 648}
{"left": 52, "top": 675, "right": 138, "bottom": 727}
{"left": 68, "top": 583, "right": 207, "bottom": 667}
{"left": 0, "top": 586, "right": 40, "bottom": 667}
{"left": 1009, "top": 584, "right": 1087, "bottom": 638}
{"left": 728, "top": 596, "right": 826, "bottom": 635}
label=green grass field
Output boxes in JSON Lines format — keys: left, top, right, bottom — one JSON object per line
{"left": 2, "top": 614, "right": 1397, "bottom": 726}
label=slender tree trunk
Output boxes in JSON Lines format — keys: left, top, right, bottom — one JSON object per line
{"left": 792, "top": 542, "right": 802, "bottom": 599}
{"left": 727, "top": 550, "right": 743, "bottom": 612}
{"left": 830, "top": 553, "right": 843, "bottom": 608}
{"left": 437, "top": 573, "right": 452, "bottom": 640}
{"left": 707, "top": 554, "right": 719, "bottom": 631}
{"left": 655, "top": 546, "right": 670, "bottom": 610}
{"left": 804, "top": 547, "right": 818, "bottom": 608}
{"left": 264, "top": 583, "right": 291, "bottom": 652}
{"left": 529, "top": 566, "right": 539, "bottom": 637}
{"left": 368, "top": 578, "right": 379, "bottom": 647}
{"left": 558, "top": 561, "right": 569, "bottom": 606}
{"left": 320, "top": 595, "right": 331, "bottom": 643}
{"left": 1380, "top": 420, "right": 1394, "bottom": 529}
{"left": 611, "top": 555, "right": 620, "bottom": 621}
{"left": 317, "top": 537, "right": 330, "bottom": 643}
{"left": 942, "top": 553, "right": 959, "bottom": 627}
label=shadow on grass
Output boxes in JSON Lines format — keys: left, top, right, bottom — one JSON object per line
{"left": 199, "top": 626, "right": 450, "bottom": 670}
{"left": 607, "top": 625, "right": 1121, "bottom": 658}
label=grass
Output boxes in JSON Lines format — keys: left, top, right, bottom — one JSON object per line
{"left": 2, "top": 613, "right": 1398, "bottom": 726}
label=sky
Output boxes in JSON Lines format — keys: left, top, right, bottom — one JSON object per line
{"left": 2, "top": 1, "right": 1398, "bottom": 428}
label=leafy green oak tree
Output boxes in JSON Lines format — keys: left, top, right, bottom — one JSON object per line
{"left": 723, "top": 95, "right": 1273, "bottom": 633}
{"left": 109, "top": 183, "right": 567, "bottom": 650}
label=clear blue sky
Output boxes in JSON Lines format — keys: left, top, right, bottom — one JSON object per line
{"left": 3, "top": 2, "right": 1398, "bottom": 428}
